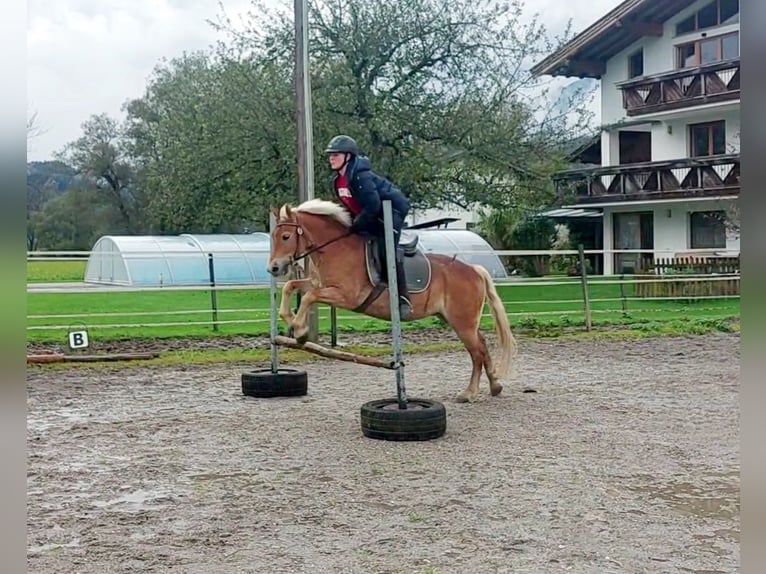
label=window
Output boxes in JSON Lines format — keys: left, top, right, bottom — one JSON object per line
{"left": 721, "top": 34, "right": 739, "bottom": 59}
{"left": 674, "top": 0, "right": 739, "bottom": 35}
{"left": 690, "top": 211, "right": 727, "bottom": 248}
{"left": 689, "top": 121, "right": 726, "bottom": 157}
{"left": 628, "top": 49, "right": 644, "bottom": 78}
{"left": 613, "top": 212, "right": 654, "bottom": 273}
{"left": 676, "top": 15, "right": 696, "bottom": 35}
{"left": 676, "top": 32, "right": 739, "bottom": 68}
{"left": 697, "top": 2, "right": 718, "bottom": 28}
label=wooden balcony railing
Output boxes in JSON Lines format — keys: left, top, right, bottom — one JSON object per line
{"left": 617, "top": 59, "right": 740, "bottom": 116}
{"left": 553, "top": 154, "right": 740, "bottom": 203}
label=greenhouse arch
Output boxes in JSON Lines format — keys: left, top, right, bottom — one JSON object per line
{"left": 84, "top": 234, "right": 272, "bottom": 287}
{"left": 83, "top": 229, "right": 506, "bottom": 287}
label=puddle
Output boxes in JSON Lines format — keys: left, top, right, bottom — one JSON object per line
{"left": 91, "top": 489, "right": 173, "bottom": 512}
{"left": 626, "top": 471, "right": 739, "bottom": 521}
{"left": 28, "top": 539, "right": 81, "bottom": 554}
{"left": 28, "top": 408, "right": 91, "bottom": 435}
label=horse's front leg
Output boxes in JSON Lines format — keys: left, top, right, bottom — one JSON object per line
{"left": 278, "top": 279, "right": 313, "bottom": 328}
{"left": 291, "top": 286, "right": 352, "bottom": 344}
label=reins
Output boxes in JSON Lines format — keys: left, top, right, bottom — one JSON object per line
{"left": 275, "top": 217, "right": 352, "bottom": 264}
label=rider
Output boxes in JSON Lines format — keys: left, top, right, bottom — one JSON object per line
{"left": 324, "top": 134, "right": 413, "bottom": 320}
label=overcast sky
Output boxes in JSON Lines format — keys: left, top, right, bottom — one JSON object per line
{"left": 26, "top": 0, "right": 622, "bottom": 161}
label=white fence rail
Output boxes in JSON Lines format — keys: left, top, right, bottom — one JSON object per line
{"left": 27, "top": 247, "right": 740, "bottom": 338}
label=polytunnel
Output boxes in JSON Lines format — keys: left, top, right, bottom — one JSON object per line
{"left": 83, "top": 229, "right": 506, "bottom": 287}
{"left": 84, "top": 233, "right": 273, "bottom": 286}
{"left": 413, "top": 229, "right": 507, "bottom": 279}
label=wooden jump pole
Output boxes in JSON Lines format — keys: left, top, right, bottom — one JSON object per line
{"left": 266, "top": 202, "right": 406, "bottom": 388}
{"left": 274, "top": 336, "right": 395, "bottom": 369}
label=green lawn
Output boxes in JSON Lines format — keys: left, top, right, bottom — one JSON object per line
{"left": 27, "top": 260, "right": 87, "bottom": 283}
{"left": 27, "top": 269, "right": 740, "bottom": 343}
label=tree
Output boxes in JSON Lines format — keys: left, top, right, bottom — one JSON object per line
{"left": 55, "top": 114, "right": 140, "bottom": 233}
{"left": 123, "top": 51, "right": 298, "bottom": 233}
{"left": 211, "top": 0, "right": 593, "bottom": 211}
{"left": 26, "top": 161, "right": 78, "bottom": 250}
{"left": 33, "top": 188, "right": 121, "bottom": 250}
{"left": 723, "top": 130, "right": 740, "bottom": 236}
{"left": 27, "top": 109, "right": 47, "bottom": 141}
{"left": 106, "top": 0, "right": 592, "bottom": 234}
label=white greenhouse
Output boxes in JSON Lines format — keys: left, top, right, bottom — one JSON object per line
{"left": 414, "top": 229, "right": 508, "bottom": 279}
{"left": 84, "top": 234, "right": 273, "bottom": 286}
{"left": 83, "top": 229, "right": 507, "bottom": 287}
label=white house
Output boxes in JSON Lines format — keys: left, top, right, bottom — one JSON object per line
{"left": 532, "top": 0, "right": 740, "bottom": 274}
{"left": 408, "top": 203, "right": 482, "bottom": 230}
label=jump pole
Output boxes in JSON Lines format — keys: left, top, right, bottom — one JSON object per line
{"left": 265, "top": 202, "right": 406, "bottom": 406}
{"left": 382, "top": 200, "right": 408, "bottom": 409}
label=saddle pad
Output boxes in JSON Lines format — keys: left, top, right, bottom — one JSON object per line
{"left": 364, "top": 240, "right": 431, "bottom": 294}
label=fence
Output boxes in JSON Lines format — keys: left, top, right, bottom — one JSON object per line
{"left": 27, "top": 247, "right": 741, "bottom": 345}
{"left": 634, "top": 256, "right": 740, "bottom": 298}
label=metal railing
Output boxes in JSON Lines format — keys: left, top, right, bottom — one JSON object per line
{"left": 26, "top": 247, "right": 740, "bottom": 343}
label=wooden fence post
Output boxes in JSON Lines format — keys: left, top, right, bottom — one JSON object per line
{"left": 619, "top": 273, "right": 628, "bottom": 316}
{"left": 578, "top": 244, "right": 592, "bottom": 331}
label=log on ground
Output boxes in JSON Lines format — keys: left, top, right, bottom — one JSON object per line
{"left": 273, "top": 336, "right": 395, "bottom": 369}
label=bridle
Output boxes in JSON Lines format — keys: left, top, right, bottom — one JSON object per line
{"left": 274, "top": 215, "right": 352, "bottom": 264}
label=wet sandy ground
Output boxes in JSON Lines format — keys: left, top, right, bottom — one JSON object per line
{"left": 27, "top": 333, "right": 739, "bottom": 573}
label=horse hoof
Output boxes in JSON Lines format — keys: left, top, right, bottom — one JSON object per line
{"left": 455, "top": 392, "right": 479, "bottom": 403}
{"left": 490, "top": 384, "right": 504, "bottom": 397}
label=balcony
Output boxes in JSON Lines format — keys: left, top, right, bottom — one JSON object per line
{"left": 553, "top": 154, "right": 740, "bottom": 204}
{"left": 617, "top": 59, "right": 740, "bottom": 117}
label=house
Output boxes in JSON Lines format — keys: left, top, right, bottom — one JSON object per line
{"left": 407, "top": 204, "right": 482, "bottom": 230}
{"left": 531, "top": 0, "right": 740, "bottom": 274}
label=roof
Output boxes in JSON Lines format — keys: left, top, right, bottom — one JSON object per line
{"left": 530, "top": 0, "right": 697, "bottom": 78}
{"left": 407, "top": 217, "right": 461, "bottom": 230}
{"left": 537, "top": 208, "right": 603, "bottom": 219}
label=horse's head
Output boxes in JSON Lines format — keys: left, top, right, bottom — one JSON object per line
{"left": 267, "top": 199, "right": 354, "bottom": 276}
{"left": 267, "top": 204, "right": 303, "bottom": 277}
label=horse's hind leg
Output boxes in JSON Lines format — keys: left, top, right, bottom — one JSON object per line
{"left": 479, "top": 331, "right": 503, "bottom": 397}
{"left": 453, "top": 327, "right": 485, "bottom": 403}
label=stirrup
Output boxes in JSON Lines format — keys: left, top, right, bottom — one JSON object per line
{"left": 398, "top": 296, "right": 412, "bottom": 320}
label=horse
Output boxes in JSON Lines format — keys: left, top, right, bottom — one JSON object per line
{"left": 266, "top": 198, "right": 517, "bottom": 403}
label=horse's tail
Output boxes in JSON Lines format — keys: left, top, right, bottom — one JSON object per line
{"left": 473, "top": 264, "right": 516, "bottom": 380}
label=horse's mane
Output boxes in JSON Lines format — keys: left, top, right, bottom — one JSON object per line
{"left": 283, "top": 199, "right": 352, "bottom": 228}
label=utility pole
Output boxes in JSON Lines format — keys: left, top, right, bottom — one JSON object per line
{"left": 294, "top": 0, "right": 319, "bottom": 341}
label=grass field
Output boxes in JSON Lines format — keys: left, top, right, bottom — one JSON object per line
{"left": 27, "top": 260, "right": 740, "bottom": 343}
{"left": 27, "top": 260, "right": 87, "bottom": 283}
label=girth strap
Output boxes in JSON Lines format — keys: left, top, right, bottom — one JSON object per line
{"left": 352, "top": 282, "right": 388, "bottom": 314}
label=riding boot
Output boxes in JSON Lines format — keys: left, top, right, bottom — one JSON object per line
{"left": 395, "top": 250, "right": 413, "bottom": 321}
{"left": 376, "top": 237, "right": 389, "bottom": 284}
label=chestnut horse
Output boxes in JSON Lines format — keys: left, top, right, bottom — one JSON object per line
{"left": 266, "top": 199, "right": 517, "bottom": 403}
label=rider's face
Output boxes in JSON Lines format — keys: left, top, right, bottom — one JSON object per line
{"left": 328, "top": 152, "right": 346, "bottom": 171}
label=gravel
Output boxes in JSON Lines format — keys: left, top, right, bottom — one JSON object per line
{"left": 27, "top": 332, "right": 739, "bottom": 573}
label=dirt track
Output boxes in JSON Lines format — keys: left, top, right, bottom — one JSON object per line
{"left": 27, "top": 333, "right": 739, "bottom": 574}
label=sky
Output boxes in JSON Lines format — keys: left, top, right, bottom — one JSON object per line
{"left": 26, "top": 0, "right": 623, "bottom": 162}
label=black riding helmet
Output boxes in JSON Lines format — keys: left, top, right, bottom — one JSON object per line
{"left": 325, "top": 135, "right": 360, "bottom": 155}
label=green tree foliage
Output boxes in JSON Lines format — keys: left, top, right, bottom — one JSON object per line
{"left": 211, "top": 0, "right": 591, "bottom": 210}
{"left": 476, "top": 208, "right": 557, "bottom": 277}
{"left": 40, "top": 0, "right": 593, "bottom": 246}
{"left": 55, "top": 114, "right": 141, "bottom": 233}
{"left": 123, "top": 50, "right": 299, "bottom": 233}
{"left": 34, "top": 188, "right": 124, "bottom": 251}
{"left": 26, "top": 161, "right": 78, "bottom": 250}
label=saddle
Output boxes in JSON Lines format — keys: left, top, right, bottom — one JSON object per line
{"left": 352, "top": 230, "right": 432, "bottom": 314}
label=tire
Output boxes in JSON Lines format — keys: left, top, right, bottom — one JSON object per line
{"left": 360, "top": 397, "right": 446, "bottom": 441}
{"left": 241, "top": 368, "right": 308, "bottom": 398}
